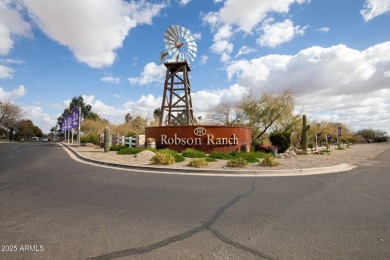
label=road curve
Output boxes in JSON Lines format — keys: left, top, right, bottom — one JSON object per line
{"left": 1, "top": 142, "right": 389, "bottom": 259}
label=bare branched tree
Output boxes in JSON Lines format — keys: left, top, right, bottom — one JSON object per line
{"left": 206, "top": 101, "right": 245, "bottom": 126}
{"left": 0, "top": 101, "right": 24, "bottom": 138}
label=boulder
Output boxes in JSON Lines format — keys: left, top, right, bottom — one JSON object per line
{"left": 135, "top": 150, "right": 156, "bottom": 161}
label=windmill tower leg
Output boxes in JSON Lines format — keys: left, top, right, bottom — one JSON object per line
{"left": 159, "top": 61, "right": 194, "bottom": 126}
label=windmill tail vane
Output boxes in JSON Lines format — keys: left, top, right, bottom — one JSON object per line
{"left": 160, "top": 50, "right": 168, "bottom": 64}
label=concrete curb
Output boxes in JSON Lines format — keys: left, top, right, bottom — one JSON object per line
{"left": 60, "top": 143, "right": 356, "bottom": 177}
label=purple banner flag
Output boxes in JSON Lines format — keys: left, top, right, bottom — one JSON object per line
{"left": 71, "top": 108, "right": 80, "bottom": 128}
{"left": 61, "top": 121, "right": 65, "bottom": 133}
{"left": 67, "top": 116, "right": 73, "bottom": 130}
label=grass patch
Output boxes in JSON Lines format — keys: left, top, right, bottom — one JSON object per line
{"left": 209, "top": 151, "right": 266, "bottom": 163}
{"left": 205, "top": 157, "right": 217, "bottom": 162}
{"left": 117, "top": 147, "right": 146, "bottom": 155}
{"left": 110, "top": 144, "right": 128, "bottom": 151}
{"left": 208, "top": 151, "right": 234, "bottom": 160}
{"left": 234, "top": 151, "right": 265, "bottom": 163}
{"left": 182, "top": 148, "right": 207, "bottom": 158}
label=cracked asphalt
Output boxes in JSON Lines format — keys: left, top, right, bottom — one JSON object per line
{"left": 1, "top": 142, "right": 389, "bottom": 259}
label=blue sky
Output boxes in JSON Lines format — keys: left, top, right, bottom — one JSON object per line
{"left": 1, "top": 0, "right": 390, "bottom": 133}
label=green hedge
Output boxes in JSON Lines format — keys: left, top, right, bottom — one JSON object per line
{"left": 208, "top": 151, "right": 234, "bottom": 160}
{"left": 117, "top": 147, "right": 146, "bottom": 155}
{"left": 182, "top": 148, "right": 206, "bottom": 158}
{"left": 110, "top": 144, "right": 128, "bottom": 151}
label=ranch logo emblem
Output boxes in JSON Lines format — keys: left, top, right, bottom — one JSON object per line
{"left": 194, "top": 127, "right": 206, "bottom": 136}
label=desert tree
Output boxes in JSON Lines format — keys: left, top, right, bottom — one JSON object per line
{"left": 239, "top": 88, "right": 296, "bottom": 143}
{"left": 206, "top": 101, "right": 245, "bottom": 126}
{"left": 0, "top": 101, "right": 24, "bottom": 139}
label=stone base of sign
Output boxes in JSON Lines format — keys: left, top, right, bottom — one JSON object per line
{"left": 136, "top": 135, "right": 145, "bottom": 148}
{"left": 145, "top": 125, "right": 251, "bottom": 153}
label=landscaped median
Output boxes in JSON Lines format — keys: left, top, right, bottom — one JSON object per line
{"left": 59, "top": 142, "right": 390, "bottom": 175}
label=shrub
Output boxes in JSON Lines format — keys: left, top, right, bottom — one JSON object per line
{"left": 226, "top": 157, "right": 249, "bottom": 168}
{"left": 158, "top": 148, "right": 185, "bottom": 162}
{"left": 182, "top": 148, "right": 206, "bottom": 158}
{"left": 188, "top": 158, "right": 208, "bottom": 168}
{"left": 208, "top": 151, "right": 265, "bottom": 162}
{"left": 117, "top": 147, "right": 146, "bottom": 155}
{"left": 110, "top": 144, "right": 127, "bottom": 151}
{"left": 150, "top": 152, "right": 175, "bottom": 165}
{"left": 80, "top": 133, "right": 99, "bottom": 145}
{"left": 126, "top": 131, "right": 137, "bottom": 137}
{"left": 269, "top": 131, "right": 291, "bottom": 153}
{"left": 205, "top": 157, "right": 217, "bottom": 162}
{"left": 261, "top": 154, "right": 279, "bottom": 167}
{"left": 208, "top": 151, "right": 233, "bottom": 160}
{"left": 235, "top": 152, "right": 265, "bottom": 163}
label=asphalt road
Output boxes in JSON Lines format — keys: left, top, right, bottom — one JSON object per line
{"left": 0, "top": 142, "right": 389, "bottom": 260}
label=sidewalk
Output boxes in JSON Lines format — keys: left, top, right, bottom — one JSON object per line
{"left": 60, "top": 143, "right": 356, "bottom": 177}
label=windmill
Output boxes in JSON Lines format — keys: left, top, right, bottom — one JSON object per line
{"left": 159, "top": 25, "right": 197, "bottom": 126}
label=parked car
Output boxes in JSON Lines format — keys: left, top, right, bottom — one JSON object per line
{"left": 41, "top": 138, "right": 49, "bottom": 142}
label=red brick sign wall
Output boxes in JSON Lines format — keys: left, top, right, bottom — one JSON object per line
{"left": 145, "top": 125, "right": 251, "bottom": 153}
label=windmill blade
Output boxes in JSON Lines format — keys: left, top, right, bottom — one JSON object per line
{"left": 163, "top": 24, "right": 198, "bottom": 63}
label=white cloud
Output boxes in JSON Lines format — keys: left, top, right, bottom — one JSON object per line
{"left": 213, "top": 24, "right": 233, "bottom": 41}
{"left": 123, "top": 94, "right": 162, "bottom": 115}
{"left": 0, "top": 85, "right": 27, "bottom": 101}
{"left": 210, "top": 40, "right": 233, "bottom": 62}
{"left": 78, "top": 94, "right": 160, "bottom": 124}
{"left": 0, "top": 1, "right": 32, "bottom": 55}
{"left": 23, "top": 105, "right": 58, "bottom": 133}
{"left": 101, "top": 75, "right": 120, "bottom": 84}
{"left": 202, "top": 0, "right": 308, "bottom": 62}
{"left": 192, "top": 32, "right": 202, "bottom": 40}
{"left": 217, "top": 0, "right": 306, "bottom": 32}
{"left": 178, "top": 0, "right": 191, "bottom": 6}
{"left": 200, "top": 55, "right": 208, "bottom": 65}
{"left": 48, "top": 103, "right": 64, "bottom": 110}
{"left": 0, "top": 58, "right": 25, "bottom": 64}
{"left": 258, "top": 19, "right": 306, "bottom": 48}
{"left": 361, "top": 0, "right": 390, "bottom": 21}
{"left": 81, "top": 95, "right": 125, "bottom": 118}
{"left": 21, "top": 0, "right": 166, "bottom": 68}
{"left": 128, "top": 62, "right": 165, "bottom": 85}
{"left": 226, "top": 42, "right": 390, "bottom": 131}
{"left": 0, "top": 64, "right": 13, "bottom": 79}
{"left": 318, "top": 27, "right": 330, "bottom": 33}
{"left": 192, "top": 84, "right": 249, "bottom": 113}
{"left": 235, "top": 45, "right": 257, "bottom": 58}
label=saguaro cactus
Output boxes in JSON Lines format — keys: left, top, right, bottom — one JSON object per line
{"left": 104, "top": 127, "right": 110, "bottom": 153}
{"left": 301, "top": 114, "right": 310, "bottom": 154}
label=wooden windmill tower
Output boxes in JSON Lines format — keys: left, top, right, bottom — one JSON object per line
{"left": 159, "top": 25, "right": 197, "bottom": 126}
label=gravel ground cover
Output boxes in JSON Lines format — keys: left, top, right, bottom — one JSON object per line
{"left": 66, "top": 142, "right": 390, "bottom": 171}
